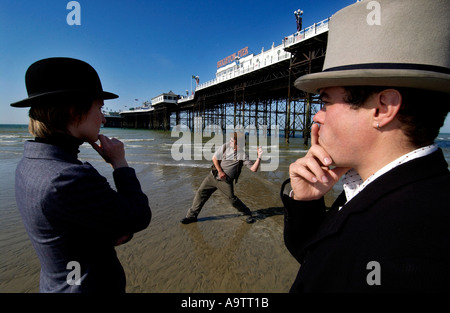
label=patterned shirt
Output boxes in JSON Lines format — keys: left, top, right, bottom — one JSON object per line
{"left": 340, "top": 144, "right": 438, "bottom": 210}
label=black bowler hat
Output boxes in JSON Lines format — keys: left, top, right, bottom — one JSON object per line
{"left": 10, "top": 57, "right": 118, "bottom": 108}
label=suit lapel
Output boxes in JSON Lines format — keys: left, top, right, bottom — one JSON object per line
{"left": 303, "top": 149, "right": 448, "bottom": 249}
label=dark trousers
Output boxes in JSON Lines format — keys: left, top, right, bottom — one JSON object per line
{"left": 186, "top": 172, "right": 252, "bottom": 218}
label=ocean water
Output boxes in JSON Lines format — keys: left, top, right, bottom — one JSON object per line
{"left": 0, "top": 124, "right": 449, "bottom": 292}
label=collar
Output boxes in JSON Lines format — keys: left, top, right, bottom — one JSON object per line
{"left": 301, "top": 148, "right": 448, "bottom": 251}
{"left": 341, "top": 144, "right": 438, "bottom": 209}
{"left": 34, "top": 133, "right": 84, "bottom": 156}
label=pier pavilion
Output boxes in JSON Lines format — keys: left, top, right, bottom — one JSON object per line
{"left": 118, "top": 91, "right": 178, "bottom": 130}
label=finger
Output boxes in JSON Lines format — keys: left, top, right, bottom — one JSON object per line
{"left": 311, "top": 123, "right": 319, "bottom": 146}
{"left": 290, "top": 160, "right": 320, "bottom": 184}
{"left": 90, "top": 141, "right": 103, "bottom": 155}
{"left": 98, "top": 135, "right": 110, "bottom": 145}
{"left": 304, "top": 156, "right": 329, "bottom": 183}
{"left": 308, "top": 145, "right": 332, "bottom": 167}
{"left": 112, "top": 137, "right": 124, "bottom": 146}
{"left": 99, "top": 135, "right": 119, "bottom": 153}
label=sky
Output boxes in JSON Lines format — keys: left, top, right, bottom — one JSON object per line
{"left": 1, "top": 0, "right": 449, "bottom": 131}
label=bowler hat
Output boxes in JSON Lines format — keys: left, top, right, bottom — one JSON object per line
{"left": 11, "top": 57, "right": 118, "bottom": 107}
{"left": 295, "top": 0, "right": 450, "bottom": 94}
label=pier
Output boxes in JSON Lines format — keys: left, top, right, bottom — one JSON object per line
{"left": 114, "top": 91, "right": 178, "bottom": 130}
{"left": 108, "top": 17, "right": 330, "bottom": 144}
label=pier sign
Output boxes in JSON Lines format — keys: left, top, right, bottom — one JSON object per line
{"left": 217, "top": 47, "right": 249, "bottom": 69}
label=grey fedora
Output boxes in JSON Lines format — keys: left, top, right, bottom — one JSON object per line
{"left": 295, "top": 0, "right": 450, "bottom": 94}
{"left": 11, "top": 57, "right": 118, "bottom": 108}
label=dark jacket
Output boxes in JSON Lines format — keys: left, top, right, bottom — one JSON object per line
{"left": 15, "top": 137, "right": 151, "bottom": 293}
{"left": 282, "top": 149, "right": 450, "bottom": 292}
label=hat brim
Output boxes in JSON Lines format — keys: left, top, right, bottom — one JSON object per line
{"left": 10, "top": 89, "right": 119, "bottom": 108}
{"left": 295, "top": 69, "right": 450, "bottom": 94}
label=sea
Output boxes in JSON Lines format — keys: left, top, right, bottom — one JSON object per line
{"left": 0, "top": 124, "right": 449, "bottom": 293}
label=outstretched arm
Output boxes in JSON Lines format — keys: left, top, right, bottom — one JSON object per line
{"left": 250, "top": 146, "right": 263, "bottom": 172}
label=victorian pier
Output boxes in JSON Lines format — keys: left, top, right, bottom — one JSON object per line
{"left": 105, "top": 17, "right": 330, "bottom": 144}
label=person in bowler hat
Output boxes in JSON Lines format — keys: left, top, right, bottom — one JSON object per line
{"left": 281, "top": 0, "right": 450, "bottom": 292}
{"left": 11, "top": 57, "right": 151, "bottom": 293}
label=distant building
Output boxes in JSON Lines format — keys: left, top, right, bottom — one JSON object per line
{"left": 152, "top": 90, "right": 179, "bottom": 106}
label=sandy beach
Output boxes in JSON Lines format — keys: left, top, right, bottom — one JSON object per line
{"left": 0, "top": 126, "right": 314, "bottom": 293}
{"left": 0, "top": 162, "right": 308, "bottom": 293}
{"left": 3, "top": 126, "right": 447, "bottom": 293}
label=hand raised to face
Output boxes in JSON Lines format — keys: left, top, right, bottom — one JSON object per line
{"left": 289, "top": 123, "right": 350, "bottom": 201}
{"left": 90, "top": 134, "right": 129, "bottom": 169}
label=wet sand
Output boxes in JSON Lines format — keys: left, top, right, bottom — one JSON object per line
{"left": 0, "top": 164, "right": 301, "bottom": 293}
{"left": 0, "top": 127, "right": 337, "bottom": 293}
{"left": 116, "top": 164, "right": 300, "bottom": 293}
{"left": 1, "top": 127, "right": 449, "bottom": 293}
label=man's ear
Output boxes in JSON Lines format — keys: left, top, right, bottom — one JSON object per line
{"left": 372, "top": 89, "right": 402, "bottom": 129}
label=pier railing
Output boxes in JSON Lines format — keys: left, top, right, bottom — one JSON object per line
{"left": 194, "top": 44, "right": 291, "bottom": 93}
{"left": 190, "top": 17, "right": 330, "bottom": 96}
{"left": 283, "top": 17, "right": 330, "bottom": 48}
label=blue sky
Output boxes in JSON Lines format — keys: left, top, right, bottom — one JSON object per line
{"left": 1, "top": 0, "right": 449, "bottom": 131}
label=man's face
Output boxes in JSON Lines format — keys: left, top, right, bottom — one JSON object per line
{"left": 230, "top": 134, "right": 245, "bottom": 151}
{"left": 313, "top": 87, "right": 374, "bottom": 168}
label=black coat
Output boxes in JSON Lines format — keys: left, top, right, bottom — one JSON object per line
{"left": 282, "top": 149, "right": 450, "bottom": 292}
{"left": 15, "top": 139, "right": 151, "bottom": 292}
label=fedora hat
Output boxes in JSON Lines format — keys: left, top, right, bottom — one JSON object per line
{"left": 11, "top": 57, "right": 118, "bottom": 107}
{"left": 295, "top": 0, "right": 450, "bottom": 94}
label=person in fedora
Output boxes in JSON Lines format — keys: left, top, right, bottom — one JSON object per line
{"left": 281, "top": 0, "right": 449, "bottom": 292}
{"left": 11, "top": 57, "right": 151, "bottom": 293}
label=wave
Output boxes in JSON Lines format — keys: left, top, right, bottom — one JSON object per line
{"left": 0, "top": 135, "right": 18, "bottom": 139}
{"left": 121, "top": 138, "right": 155, "bottom": 142}
{"left": 279, "top": 149, "right": 309, "bottom": 154}
{"left": 127, "top": 160, "right": 211, "bottom": 168}
{"left": 0, "top": 150, "right": 23, "bottom": 155}
{"left": 125, "top": 144, "right": 148, "bottom": 148}
{"left": 0, "top": 140, "right": 18, "bottom": 144}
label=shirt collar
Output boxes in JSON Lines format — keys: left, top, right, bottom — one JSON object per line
{"left": 341, "top": 144, "right": 438, "bottom": 209}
